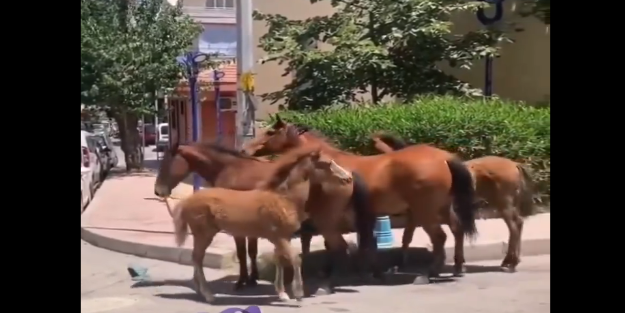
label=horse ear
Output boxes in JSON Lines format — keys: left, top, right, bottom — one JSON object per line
{"left": 285, "top": 124, "right": 299, "bottom": 140}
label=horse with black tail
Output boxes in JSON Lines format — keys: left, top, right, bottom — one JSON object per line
{"left": 242, "top": 116, "right": 479, "bottom": 282}
{"left": 372, "top": 132, "right": 538, "bottom": 273}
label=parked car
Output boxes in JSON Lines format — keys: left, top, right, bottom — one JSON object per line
{"left": 81, "top": 130, "right": 102, "bottom": 208}
{"left": 81, "top": 167, "right": 91, "bottom": 213}
{"left": 141, "top": 124, "right": 157, "bottom": 145}
{"left": 92, "top": 136, "right": 111, "bottom": 178}
{"left": 93, "top": 131, "right": 118, "bottom": 170}
{"left": 156, "top": 123, "right": 169, "bottom": 152}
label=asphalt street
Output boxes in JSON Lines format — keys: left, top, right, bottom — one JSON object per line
{"left": 81, "top": 239, "right": 549, "bottom": 313}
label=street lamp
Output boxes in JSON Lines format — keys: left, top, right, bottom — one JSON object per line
{"left": 177, "top": 51, "right": 209, "bottom": 191}
{"left": 214, "top": 69, "right": 225, "bottom": 143}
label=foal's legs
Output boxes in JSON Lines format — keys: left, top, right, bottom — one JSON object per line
{"left": 192, "top": 228, "right": 219, "bottom": 303}
{"left": 271, "top": 237, "right": 305, "bottom": 302}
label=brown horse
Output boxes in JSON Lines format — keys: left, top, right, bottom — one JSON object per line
{"left": 241, "top": 116, "right": 479, "bottom": 282}
{"left": 371, "top": 133, "right": 537, "bottom": 272}
{"left": 154, "top": 141, "right": 375, "bottom": 291}
{"left": 172, "top": 144, "right": 353, "bottom": 303}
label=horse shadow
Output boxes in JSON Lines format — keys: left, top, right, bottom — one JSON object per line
{"left": 262, "top": 246, "right": 506, "bottom": 290}
{"left": 133, "top": 275, "right": 306, "bottom": 307}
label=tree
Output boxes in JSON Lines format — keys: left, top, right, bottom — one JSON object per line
{"left": 81, "top": 0, "right": 203, "bottom": 171}
{"left": 254, "top": 0, "right": 508, "bottom": 110}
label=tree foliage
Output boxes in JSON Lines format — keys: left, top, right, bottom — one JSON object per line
{"left": 81, "top": 0, "right": 203, "bottom": 170}
{"left": 254, "top": 0, "right": 509, "bottom": 110}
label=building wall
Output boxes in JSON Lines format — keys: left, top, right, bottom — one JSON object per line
{"left": 183, "top": 0, "right": 550, "bottom": 120}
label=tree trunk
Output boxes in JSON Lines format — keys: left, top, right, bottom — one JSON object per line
{"left": 113, "top": 112, "right": 144, "bottom": 172}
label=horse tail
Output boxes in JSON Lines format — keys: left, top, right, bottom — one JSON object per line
{"left": 516, "top": 164, "right": 537, "bottom": 217}
{"left": 372, "top": 133, "right": 410, "bottom": 150}
{"left": 447, "top": 158, "right": 479, "bottom": 238}
{"left": 351, "top": 171, "right": 377, "bottom": 251}
{"left": 172, "top": 200, "right": 189, "bottom": 247}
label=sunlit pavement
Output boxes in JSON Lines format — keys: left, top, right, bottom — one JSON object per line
{"left": 81, "top": 239, "right": 549, "bottom": 313}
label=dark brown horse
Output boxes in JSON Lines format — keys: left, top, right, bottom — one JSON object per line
{"left": 371, "top": 133, "right": 537, "bottom": 272}
{"left": 154, "top": 141, "right": 376, "bottom": 291}
{"left": 242, "top": 116, "right": 479, "bottom": 281}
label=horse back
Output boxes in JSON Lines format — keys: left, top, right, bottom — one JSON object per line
{"left": 465, "top": 156, "right": 522, "bottom": 203}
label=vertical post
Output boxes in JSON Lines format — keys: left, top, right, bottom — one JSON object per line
{"left": 190, "top": 60, "right": 202, "bottom": 191}
{"left": 235, "top": 0, "right": 255, "bottom": 150}
{"left": 484, "top": 56, "right": 493, "bottom": 97}
{"left": 154, "top": 95, "right": 160, "bottom": 161}
{"left": 214, "top": 70, "right": 223, "bottom": 143}
{"left": 476, "top": 0, "right": 504, "bottom": 97}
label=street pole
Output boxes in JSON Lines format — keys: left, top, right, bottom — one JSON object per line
{"left": 235, "top": 0, "right": 256, "bottom": 150}
{"left": 214, "top": 69, "right": 225, "bottom": 143}
{"left": 178, "top": 52, "right": 209, "bottom": 192}
{"left": 154, "top": 95, "right": 160, "bottom": 161}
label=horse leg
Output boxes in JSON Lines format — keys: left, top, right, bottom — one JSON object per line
{"left": 192, "top": 228, "right": 218, "bottom": 303}
{"left": 234, "top": 236, "right": 249, "bottom": 290}
{"left": 414, "top": 222, "right": 447, "bottom": 285}
{"left": 448, "top": 207, "right": 467, "bottom": 277}
{"left": 270, "top": 238, "right": 291, "bottom": 302}
{"left": 499, "top": 199, "right": 522, "bottom": 272}
{"left": 277, "top": 238, "right": 305, "bottom": 302}
{"left": 316, "top": 231, "right": 347, "bottom": 295}
{"left": 301, "top": 232, "right": 313, "bottom": 255}
{"left": 399, "top": 215, "right": 416, "bottom": 271}
{"left": 247, "top": 237, "right": 259, "bottom": 286}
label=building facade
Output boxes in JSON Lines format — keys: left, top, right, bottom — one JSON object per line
{"left": 170, "top": 0, "right": 550, "bottom": 147}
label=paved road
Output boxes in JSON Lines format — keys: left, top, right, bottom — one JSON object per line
{"left": 81, "top": 240, "right": 549, "bottom": 313}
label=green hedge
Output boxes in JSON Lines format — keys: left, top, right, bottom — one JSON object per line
{"left": 279, "top": 96, "right": 551, "bottom": 202}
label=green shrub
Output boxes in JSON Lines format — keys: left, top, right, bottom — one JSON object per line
{"left": 279, "top": 96, "right": 551, "bottom": 202}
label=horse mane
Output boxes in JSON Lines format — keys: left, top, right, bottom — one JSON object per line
{"left": 193, "top": 141, "right": 262, "bottom": 161}
{"left": 261, "top": 145, "right": 318, "bottom": 190}
{"left": 374, "top": 133, "right": 412, "bottom": 150}
{"left": 290, "top": 123, "right": 346, "bottom": 151}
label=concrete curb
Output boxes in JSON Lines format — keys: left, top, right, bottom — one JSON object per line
{"left": 80, "top": 227, "right": 238, "bottom": 269}
{"left": 81, "top": 224, "right": 549, "bottom": 269}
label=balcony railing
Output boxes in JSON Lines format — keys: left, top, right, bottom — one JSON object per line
{"left": 183, "top": 6, "right": 235, "bottom": 17}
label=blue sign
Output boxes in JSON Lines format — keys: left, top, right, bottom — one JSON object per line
{"left": 199, "top": 306, "right": 261, "bottom": 313}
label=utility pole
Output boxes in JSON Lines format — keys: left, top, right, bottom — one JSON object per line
{"left": 235, "top": 0, "right": 256, "bottom": 150}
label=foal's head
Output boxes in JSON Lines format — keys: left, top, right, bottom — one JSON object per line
{"left": 267, "top": 146, "right": 353, "bottom": 192}
{"left": 154, "top": 142, "right": 261, "bottom": 197}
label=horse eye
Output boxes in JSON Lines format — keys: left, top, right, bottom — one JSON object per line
{"left": 266, "top": 130, "right": 275, "bottom": 135}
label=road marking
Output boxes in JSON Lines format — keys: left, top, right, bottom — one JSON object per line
{"left": 81, "top": 297, "right": 139, "bottom": 313}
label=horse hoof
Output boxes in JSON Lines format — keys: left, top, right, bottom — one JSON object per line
{"left": 314, "top": 285, "right": 332, "bottom": 296}
{"left": 234, "top": 281, "right": 245, "bottom": 290}
{"left": 501, "top": 266, "right": 517, "bottom": 273}
{"left": 278, "top": 292, "right": 291, "bottom": 302}
{"left": 246, "top": 279, "right": 258, "bottom": 287}
{"left": 412, "top": 275, "right": 431, "bottom": 285}
{"left": 453, "top": 265, "right": 467, "bottom": 277}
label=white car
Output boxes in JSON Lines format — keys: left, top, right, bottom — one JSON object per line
{"left": 81, "top": 130, "right": 102, "bottom": 211}
{"left": 81, "top": 167, "right": 91, "bottom": 213}
{"left": 156, "top": 123, "right": 169, "bottom": 152}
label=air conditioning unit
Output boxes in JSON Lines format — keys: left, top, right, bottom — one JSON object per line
{"left": 218, "top": 97, "right": 237, "bottom": 112}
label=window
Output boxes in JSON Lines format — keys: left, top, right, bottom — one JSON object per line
{"left": 205, "top": 0, "right": 235, "bottom": 9}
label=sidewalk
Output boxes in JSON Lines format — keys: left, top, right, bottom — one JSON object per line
{"left": 80, "top": 173, "right": 550, "bottom": 269}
